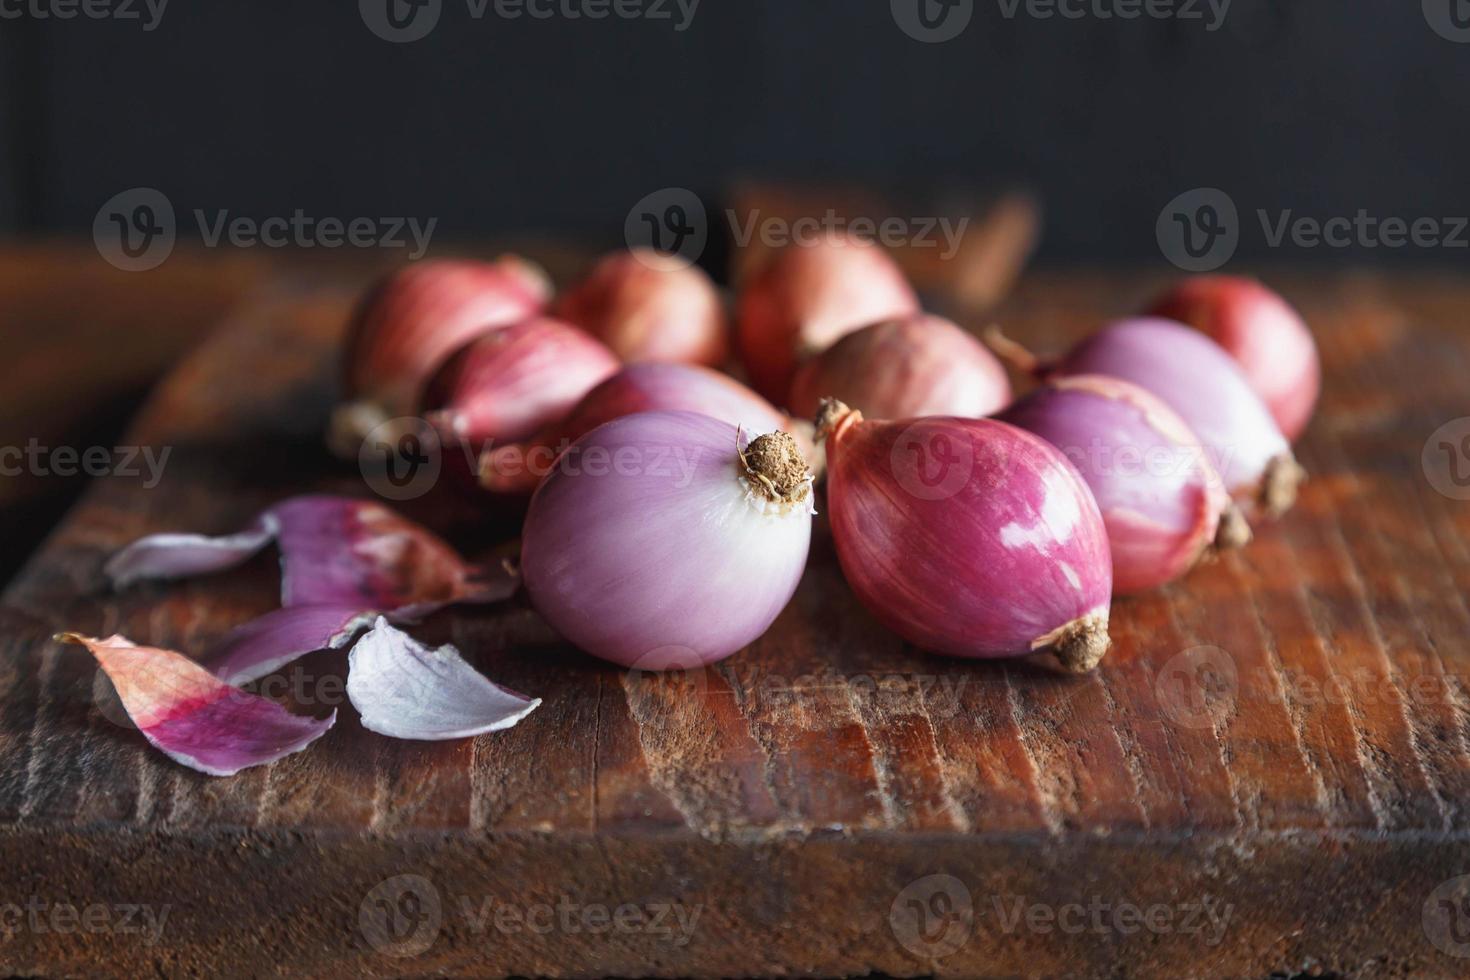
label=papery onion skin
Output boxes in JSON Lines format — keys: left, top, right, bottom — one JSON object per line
{"left": 817, "top": 401, "right": 1113, "bottom": 671}
{"left": 788, "top": 313, "right": 1012, "bottom": 421}
{"left": 479, "top": 362, "right": 795, "bottom": 495}
{"left": 330, "top": 256, "right": 551, "bottom": 455}
{"left": 522, "top": 411, "right": 813, "bottom": 669}
{"left": 1041, "top": 318, "right": 1304, "bottom": 517}
{"left": 997, "top": 375, "right": 1242, "bottom": 595}
{"left": 735, "top": 233, "right": 920, "bottom": 403}
{"left": 555, "top": 249, "right": 729, "bottom": 366}
{"left": 423, "top": 316, "right": 620, "bottom": 449}
{"left": 1148, "top": 276, "right": 1320, "bottom": 441}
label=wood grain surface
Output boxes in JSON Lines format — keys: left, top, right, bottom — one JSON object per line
{"left": 2, "top": 266, "right": 1470, "bottom": 978}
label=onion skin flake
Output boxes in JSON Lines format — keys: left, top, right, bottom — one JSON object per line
{"left": 347, "top": 618, "right": 541, "bottom": 741}
{"left": 105, "top": 495, "right": 517, "bottom": 615}
{"left": 58, "top": 632, "right": 335, "bottom": 777}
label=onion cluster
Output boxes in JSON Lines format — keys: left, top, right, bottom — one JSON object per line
{"left": 328, "top": 249, "right": 1318, "bottom": 676}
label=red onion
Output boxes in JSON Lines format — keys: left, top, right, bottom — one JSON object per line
{"left": 991, "top": 318, "right": 1305, "bottom": 517}
{"left": 422, "top": 316, "right": 620, "bottom": 449}
{"left": 815, "top": 400, "right": 1113, "bottom": 671}
{"left": 329, "top": 256, "right": 551, "bottom": 455}
{"left": 555, "top": 249, "right": 729, "bottom": 366}
{"left": 788, "top": 313, "right": 1012, "bottom": 421}
{"left": 522, "top": 411, "right": 814, "bottom": 669}
{"left": 479, "top": 362, "right": 797, "bottom": 495}
{"left": 997, "top": 375, "right": 1249, "bottom": 595}
{"left": 735, "top": 233, "right": 920, "bottom": 402}
{"left": 1147, "top": 276, "right": 1320, "bottom": 441}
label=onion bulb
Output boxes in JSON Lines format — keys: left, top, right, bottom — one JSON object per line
{"left": 479, "top": 362, "right": 798, "bottom": 495}
{"left": 816, "top": 400, "right": 1113, "bottom": 671}
{"left": 1147, "top": 275, "right": 1320, "bottom": 441}
{"left": 422, "top": 316, "right": 619, "bottom": 449}
{"left": 997, "top": 375, "right": 1249, "bottom": 595}
{"left": 735, "top": 233, "right": 919, "bottom": 402}
{"left": 989, "top": 318, "right": 1305, "bottom": 518}
{"left": 788, "top": 313, "right": 1012, "bottom": 421}
{"left": 329, "top": 256, "right": 551, "bottom": 456}
{"left": 522, "top": 411, "right": 814, "bottom": 669}
{"left": 555, "top": 249, "right": 729, "bottom": 366}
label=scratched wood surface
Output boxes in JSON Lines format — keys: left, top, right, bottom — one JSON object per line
{"left": 2, "top": 267, "right": 1470, "bottom": 978}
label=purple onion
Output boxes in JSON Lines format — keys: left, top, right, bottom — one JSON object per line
{"left": 479, "top": 362, "right": 798, "bottom": 495}
{"left": 787, "top": 313, "right": 1012, "bottom": 422}
{"left": 1038, "top": 317, "right": 1305, "bottom": 517}
{"left": 1148, "top": 276, "right": 1319, "bottom": 441}
{"left": 997, "top": 375, "right": 1248, "bottom": 595}
{"left": 815, "top": 401, "right": 1113, "bottom": 671}
{"left": 522, "top": 411, "right": 814, "bottom": 669}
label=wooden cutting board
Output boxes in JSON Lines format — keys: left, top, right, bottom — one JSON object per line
{"left": 3, "top": 267, "right": 1470, "bottom": 978}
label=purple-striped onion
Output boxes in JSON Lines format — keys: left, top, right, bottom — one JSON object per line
{"left": 788, "top": 313, "right": 1012, "bottom": 421}
{"left": 555, "top": 249, "right": 729, "bottom": 366}
{"left": 1147, "top": 275, "right": 1320, "bottom": 441}
{"left": 816, "top": 400, "right": 1113, "bottom": 671}
{"left": 329, "top": 256, "right": 551, "bottom": 455}
{"left": 522, "top": 411, "right": 814, "bottom": 669}
{"left": 992, "top": 318, "right": 1305, "bottom": 517}
{"left": 423, "top": 316, "right": 620, "bottom": 450}
{"left": 997, "top": 375, "right": 1249, "bottom": 595}
{"left": 735, "top": 233, "right": 919, "bottom": 402}
{"left": 479, "top": 362, "right": 798, "bottom": 495}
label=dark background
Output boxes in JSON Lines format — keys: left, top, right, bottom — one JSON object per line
{"left": 1, "top": 0, "right": 1467, "bottom": 265}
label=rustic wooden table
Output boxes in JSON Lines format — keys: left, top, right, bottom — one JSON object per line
{"left": 2, "top": 252, "right": 1469, "bottom": 978}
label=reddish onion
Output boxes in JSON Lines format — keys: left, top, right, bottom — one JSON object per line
{"left": 422, "top": 316, "right": 620, "bottom": 449}
{"left": 329, "top": 256, "right": 551, "bottom": 455}
{"left": 816, "top": 400, "right": 1113, "bottom": 671}
{"left": 1147, "top": 275, "right": 1320, "bottom": 441}
{"left": 735, "top": 233, "right": 920, "bottom": 402}
{"left": 479, "top": 362, "right": 797, "bottom": 495}
{"left": 997, "top": 375, "right": 1249, "bottom": 595}
{"left": 788, "top": 313, "right": 1012, "bottom": 421}
{"left": 555, "top": 249, "right": 729, "bottom": 366}
{"left": 990, "top": 318, "right": 1305, "bottom": 517}
{"left": 522, "top": 412, "right": 813, "bottom": 669}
